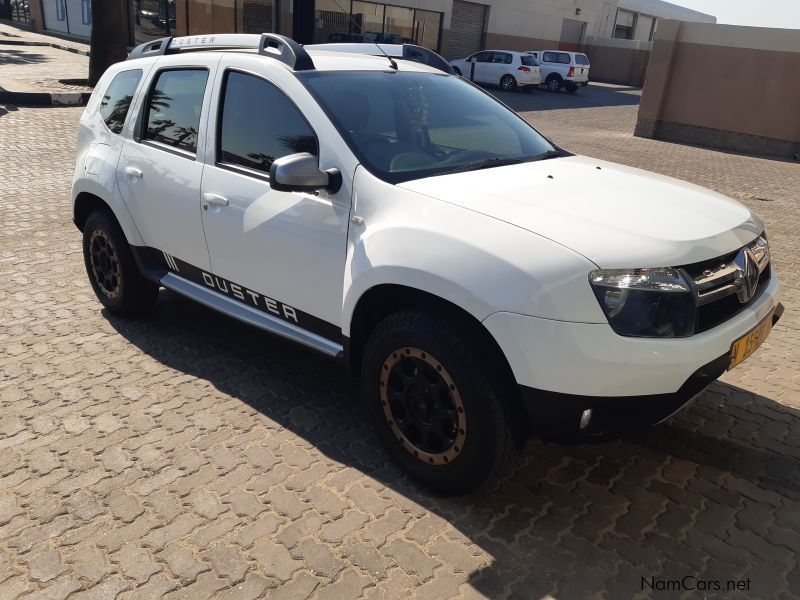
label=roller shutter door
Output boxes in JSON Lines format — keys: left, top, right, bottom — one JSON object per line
{"left": 447, "top": 0, "right": 487, "bottom": 59}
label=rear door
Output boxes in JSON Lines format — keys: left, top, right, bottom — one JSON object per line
{"left": 573, "top": 53, "right": 591, "bottom": 80}
{"left": 117, "top": 56, "right": 220, "bottom": 271}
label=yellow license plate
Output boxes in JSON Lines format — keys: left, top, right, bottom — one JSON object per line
{"left": 728, "top": 311, "right": 774, "bottom": 370}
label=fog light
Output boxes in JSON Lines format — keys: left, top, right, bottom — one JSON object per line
{"left": 580, "top": 409, "right": 592, "bottom": 430}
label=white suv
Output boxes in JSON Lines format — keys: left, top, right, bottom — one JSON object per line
{"left": 449, "top": 50, "right": 542, "bottom": 91}
{"left": 528, "top": 50, "right": 590, "bottom": 93}
{"left": 73, "top": 34, "right": 782, "bottom": 494}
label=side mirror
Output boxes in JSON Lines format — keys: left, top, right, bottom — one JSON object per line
{"left": 269, "top": 153, "right": 342, "bottom": 194}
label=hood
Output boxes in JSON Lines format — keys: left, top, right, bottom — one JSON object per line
{"left": 398, "top": 155, "right": 761, "bottom": 268}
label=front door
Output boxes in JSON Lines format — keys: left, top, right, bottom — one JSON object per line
{"left": 199, "top": 66, "right": 350, "bottom": 339}
{"left": 117, "top": 61, "right": 218, "bottom": 271}
{"left": 471, "top": 51, "right": 493, "bottom": 83}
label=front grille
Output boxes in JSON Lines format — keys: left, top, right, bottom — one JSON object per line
{"left": 681, "top": 237, "right": 771, "bottom": 333}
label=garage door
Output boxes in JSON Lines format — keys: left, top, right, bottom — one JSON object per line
{"left": 447, "top": 0, "right": 487, "bottom": 59}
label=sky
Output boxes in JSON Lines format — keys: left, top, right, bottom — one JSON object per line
{"left": 670, "top": 0, "right": 800, "bottom": 29}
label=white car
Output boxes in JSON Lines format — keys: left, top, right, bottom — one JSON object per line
{"left": 528, "top": 50, "right": 590, "bottom": 93}
{"left": 449, "top": 50, "right": 542, "bottom": 91}
{"left": 73, "top": 34, "right": 782, "bottom": 494}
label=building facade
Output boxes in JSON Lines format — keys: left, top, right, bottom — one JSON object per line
{"left": 20, "top": 0, "right": 714, "bottom": 84}
{"left": 23, "top": 0, "right": 714, "bottom": 52}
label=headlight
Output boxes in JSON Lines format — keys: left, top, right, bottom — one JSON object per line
{"left": 589, "top": 268, "right": 695, "bottom": 337}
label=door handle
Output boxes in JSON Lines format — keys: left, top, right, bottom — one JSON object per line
{"left": 124, "top": 166, "right": 143, "bottom": 179}
{"left": 203, "top": 193, "right": 229, "bottom": 207}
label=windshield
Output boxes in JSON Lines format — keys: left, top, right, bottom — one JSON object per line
{"left": 301, "top": 71, "right": 557, "bottom": 184}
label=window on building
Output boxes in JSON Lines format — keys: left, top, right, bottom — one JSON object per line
{"left": 133, "top": 0, "right": 177, "bottom": 43}
{"left": 383, "top": 5, "right": 414, "bottom": 43}
{"left": 413, "top": 9, "right": 440, "bottom": 52}
{"left": 218, "top": 71, "right": 318, "bottom": 175}
{"left": 100, "top": 69, "right": 143, "bottom": 134}
{"left": 613, "top": 9, "right": 636, "bottom": 39}
{"left": 313, "top": 1, "right": 441, "bottom": 51}
{"left": 144, "top": 69, "right": 209, "bottom": 154}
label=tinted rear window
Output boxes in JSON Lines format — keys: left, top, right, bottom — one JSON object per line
{"left": 520, "top": 55, "right": 538, "bottom": 66}
{"left": 144, "top": 69, "right": 209, "bottom": 154}
{"left": 99, "top": 69, "right": 142, "bottom": 134}
{"left": 575, "top": 54, "right": 590, "bottom": 65}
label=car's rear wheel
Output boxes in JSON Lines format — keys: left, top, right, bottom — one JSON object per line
{"left": 83, "top": 209, "right": 158, "bottom": 316}
{"left": 565, "top": 82, "right": 578, "bottom": 94}
{"left": 500, "top": 74, "right": 517, "bottom": 92}
{"left": 361, "top": 309, "right": 520, "bottom": 495}
{"left": 546, "top": 74, "right": 563, "bottom": 92}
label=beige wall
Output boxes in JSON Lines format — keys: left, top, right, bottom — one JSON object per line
{"left": 636, "top": 20, "right": 800, "bottom": 159}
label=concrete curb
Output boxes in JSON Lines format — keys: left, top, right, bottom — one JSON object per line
{"left": 0, "top": 38, "right": 90, "bottom": 56}
{"left": 0, "top": 90, "right": 91, "bottom": 106}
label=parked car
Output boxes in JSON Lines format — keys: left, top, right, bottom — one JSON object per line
{"left": 450, "top": 50, "right": 542, "bottom": 91}
{"left": 74, "top": 34, "right": 782, "bottom": 494}
{"left": 528, "top": 50, "right": 590, "bottom": 93}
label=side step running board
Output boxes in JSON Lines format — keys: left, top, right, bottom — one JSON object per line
{"left": 160, "top": 272, "right": 344, "bottom": 359}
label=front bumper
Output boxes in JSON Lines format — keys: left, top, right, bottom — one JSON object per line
{"left": 521, "top": 304, "right": 783, "bottom": 439}
{"left": 483, "top": 273, "right": 782, "bottom": 437}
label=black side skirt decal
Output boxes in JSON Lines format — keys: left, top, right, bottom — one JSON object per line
{"left": 132, "top": 246, "right": 342, "bottom": 343}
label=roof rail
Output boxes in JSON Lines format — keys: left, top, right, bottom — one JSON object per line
{"left": 305, "top": 43, "right": 454, "bottom": 74}
{"left": 127, "top": 33, "right": 315, "bottom": 71}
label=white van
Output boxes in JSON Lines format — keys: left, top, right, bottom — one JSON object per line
{"left": 528, "top": 50, "right": 590, "bottom": 93}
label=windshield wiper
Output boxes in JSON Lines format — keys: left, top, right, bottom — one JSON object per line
{"left": 438, "top": 156, "right": 525, "bottom": 175}
{"left": 528, "top": 149, "right": 566, "bottom": 161}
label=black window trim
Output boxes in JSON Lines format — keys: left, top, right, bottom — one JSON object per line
{"left": 214, "top": 67, "right": 320, "bottom": 183}
{"left": 99, "top": 68, "right": 144, "bottom": 136}
{"left": 136, "top": 66, "right": 210, "bottom": 160}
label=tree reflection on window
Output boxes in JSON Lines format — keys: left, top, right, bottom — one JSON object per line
{"left": 144, "top": 70, "right": 208, "bottom": 153}
{"left": 218, "top": 72, "right": 318, "bottom": 174}
{"left": 100, "top": 69, "right": 142, "bottom": 134}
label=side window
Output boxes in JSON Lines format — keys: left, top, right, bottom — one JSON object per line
{"left": 558, "top": 53, "right": 572, "bottom": 64}
{"left": 474, "top": 52, "right": 492, "bottom": 63}
{"left": 99, "top": 69, "right": 142, "bottom": 134}
{"left": 144, "top": 69, "right": 209, "bottom": 154}
{"left": 542, "top": 51, "right": 556, "bottom": 63}
{"left": 502, "top": 53, "right": 513, "bottom": 64}
{"left": 218, "top": 71, "right": 317, "bottom": 175}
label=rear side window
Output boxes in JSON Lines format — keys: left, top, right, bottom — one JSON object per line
{"left": 520, "top": 55, "right": 538, "bottom": 66}
{"left": 493, "top": 52, "right": 512, "bottom": 64}
{"left": 144, "top": 69, "right": 209, "bottom": 153}
{"left": 542, "top": 51, "right": 571, "bottom": 64}
{"left": 575, "top": 54, "right": 590, "bottom": 65}
{"left": 99, "top": 69, "right": 142, "bottom": 134}
{"left": 218, "top": 71, "right": 317, "bottom": 175}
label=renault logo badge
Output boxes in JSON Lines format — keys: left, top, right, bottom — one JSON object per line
{"left": 733, "top": 247, "right": 759, "bottom": 303}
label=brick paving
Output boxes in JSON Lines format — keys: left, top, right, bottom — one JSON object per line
{"left": 0, "top": 22, "right": 90, "bottom": 93}
{"left": 0, "top": 52, "right": 799, "bottom": 599}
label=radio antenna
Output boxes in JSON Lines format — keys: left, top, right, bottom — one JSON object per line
{"left": 328, "top": 0, "right": 398, "bottom": 69}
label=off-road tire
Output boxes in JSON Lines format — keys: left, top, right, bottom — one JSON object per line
{"left": 82, "top": 209, "right": 158, "bottom": 316}
{"left": 361, "top": 309, "right": 520, "bottom": 495}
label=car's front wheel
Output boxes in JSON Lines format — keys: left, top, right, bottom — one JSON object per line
{"left": 361, "top": 309, "right": 520, "bottom": 495}
{"left": 83, "top": 209, "right": 158, "bottom": 316}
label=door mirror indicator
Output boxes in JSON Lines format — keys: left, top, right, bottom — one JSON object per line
{"left": 269, "top": 153, "right": 342, "bottom": 194}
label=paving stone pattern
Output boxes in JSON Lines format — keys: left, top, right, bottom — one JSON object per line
{"left": 0, "top": 57, "right": 799, "bottom": 599}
